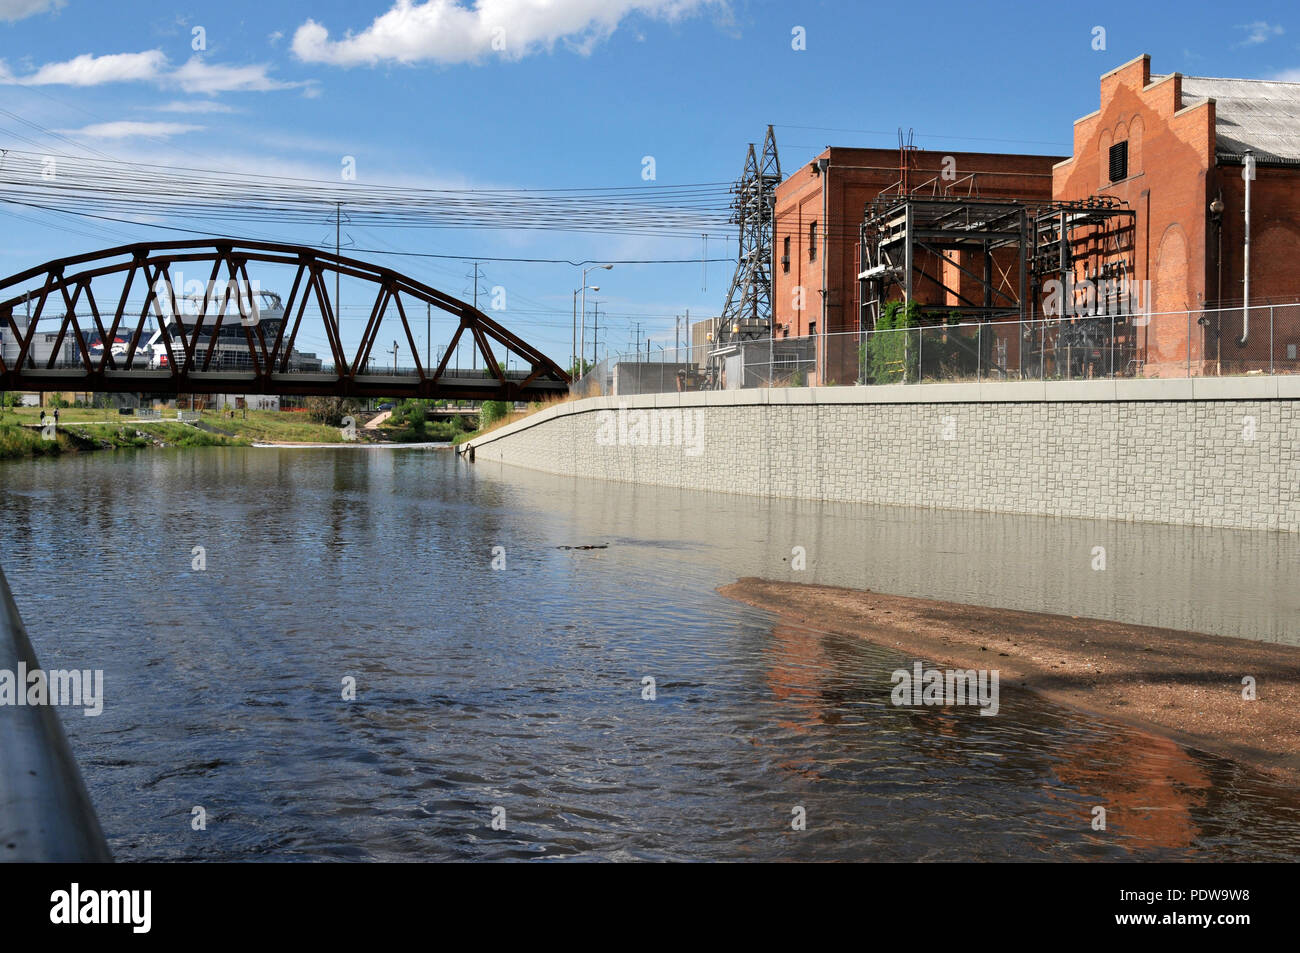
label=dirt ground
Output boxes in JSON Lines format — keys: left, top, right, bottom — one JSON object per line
{"left": 719, "top": 578, "right": 1300, "bottom": 783}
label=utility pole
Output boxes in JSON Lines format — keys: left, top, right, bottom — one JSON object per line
{"left": 579, "top": 264, "right": 613, "bottom": 378}
{"left": 471, "top": 262, "right": 480, "bottom": 370}
{"left": 635, "top": 321, "right": 641, "bottom": 363}
{"left": 389, "top": 340, "right": 399, "bottom": 374}
{"left": 592, "top": 301, "right": 600, "bottom": 367}
{"left": 335, "top": 202, "right": 342, "bottom": 324}
{"left": 426, "top": 302, "right": 430, "bottom": 370}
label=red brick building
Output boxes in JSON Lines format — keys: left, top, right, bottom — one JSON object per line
{"left": 773, "top": 147, "right": 1059, "bottom": 338}
{"left": 1054, "top": 54, "right": 1300, "bottom": 375}
{"left": 766, "top": 55, "right": 1300, "bottom": 383}
{"left": 771, "top": 147, "right": 1059, "bottom": 383}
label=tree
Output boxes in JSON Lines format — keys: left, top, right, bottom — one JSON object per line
{"left": 302, "top": 396, "right": 360, "bottom": 426}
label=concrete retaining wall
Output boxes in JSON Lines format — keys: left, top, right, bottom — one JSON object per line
{"left": 466, "top": 377, "right": 1300, "bottom": 532}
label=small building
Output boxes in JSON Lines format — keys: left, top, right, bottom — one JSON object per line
{"left": 206, "top": 394, "right": 280, "bottom": 412}
{"left": 0, "top": 318, "right": 81, "bottom": 369}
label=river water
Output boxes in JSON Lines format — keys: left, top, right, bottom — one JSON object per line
{"left": 2, "top": 446, "right": 1299, "bottom": 861}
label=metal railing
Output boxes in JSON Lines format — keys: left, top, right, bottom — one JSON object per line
{"left": 573, "top": 302, "right": 1300, "bottom": 396}
{"left": 0, "top": 563, "right": 111, "bottom": 862}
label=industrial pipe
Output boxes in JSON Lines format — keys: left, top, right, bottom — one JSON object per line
{"left": 1238, "top": 151, "right": 1255, "bottom": 347}
{"left": 0, "top": 563, "right": 111, "bottom": 862}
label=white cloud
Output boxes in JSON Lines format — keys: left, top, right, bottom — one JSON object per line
{"left": 1269, "top": 68, "right": 1300, "bottom": 83}
{"left": 0, "top": 49, "right": 314, "bottom": 96}
{"left": 1237, "top": 21, "right": 1285, "bottom": 45}
{"left": 55, "top": 121, "right": 203, "bottom": 139}
{"left": 170, "top": 56, "right": 311, "bottom": 94}
{"left": 291, "top": 0, "right": 712, "bottom": 67}
{"left": 7, "top": 50, "right": 167, "bottom": 86}
{"left": 0, "top": 0, "right": 63, "bottom": 22}
{"left": 151, "top": 100, "right": 239, "bottom": 114}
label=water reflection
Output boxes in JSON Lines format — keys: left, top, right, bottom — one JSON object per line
{"left": 0, "top": 446, "right": 1297, "bottom": 861}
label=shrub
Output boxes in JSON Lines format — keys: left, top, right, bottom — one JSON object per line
{"left": 862, "top": 300, "right": 921, "bottom": 384}
{"left": 479, "top": 400, "right": 509, "bottom": 427}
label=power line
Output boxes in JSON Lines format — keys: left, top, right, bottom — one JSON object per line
{"left": 0, "top": 147, "right": 735, "bottom": 240}
{"left": 0, "top": 197, "right": 738, "bottom": 265}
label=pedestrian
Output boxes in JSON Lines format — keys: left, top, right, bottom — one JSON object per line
{"left": 53, "top": 406, "right": 59, "bottom": 425}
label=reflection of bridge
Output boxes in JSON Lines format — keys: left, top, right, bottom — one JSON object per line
{"left": 0, "top": 240, "right": 569, "bottom": 400}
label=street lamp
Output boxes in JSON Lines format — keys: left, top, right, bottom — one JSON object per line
{"left": 573, "top": 283, "right": 600, "bottom": 377}
{"left": 578, "top": 264, "right": 613, "bottom": 378}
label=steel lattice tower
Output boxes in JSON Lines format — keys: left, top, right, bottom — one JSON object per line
{"left": 716, "top": 126, "right": 781, "bottom": 344}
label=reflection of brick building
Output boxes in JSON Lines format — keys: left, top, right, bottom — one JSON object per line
{"left": 1055, "top": 54, "right": 1300, "bottom": 375}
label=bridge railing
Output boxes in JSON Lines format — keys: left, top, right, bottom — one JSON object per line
{"left": 0, "top": 563, "right": 112, "bottom": 862}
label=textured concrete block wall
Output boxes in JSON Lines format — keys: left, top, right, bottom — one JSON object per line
{"left": 468, "top": 379, "right": 1300, "bottom": 532}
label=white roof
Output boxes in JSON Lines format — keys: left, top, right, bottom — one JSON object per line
{"left": 1165, "top": 74, "right": 1300, "bottom": 161}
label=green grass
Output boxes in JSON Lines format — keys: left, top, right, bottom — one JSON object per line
{"left": 384, "top": 419, "right": 463, "bottom": 443}
{"left": 194, "top": 409, "right": 345, "bottom": 443}
{"left": 0, "top": 420, "right": 247, "bottom": 459}
{"left": 0, "top": 406, "right": 348, "bottom": 443}
{"left": 0, "top": 404, "right": 470, "bottom": 460}
{"left": 2, "top": 406, "right": 124, "bottom": 425}
{"left": 0, "top": 423, "right": 86, "bottom": 459}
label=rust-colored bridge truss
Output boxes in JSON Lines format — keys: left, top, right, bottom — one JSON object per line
{"left": 0, "top": 239, "right": 570, "bottom": 400}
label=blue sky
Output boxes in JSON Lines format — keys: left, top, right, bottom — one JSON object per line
{"left": 1, "top": 0, "right": 1298, "bottom": 365}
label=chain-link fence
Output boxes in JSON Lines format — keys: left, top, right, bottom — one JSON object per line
{"left": 573, "top": 303, "right": 1300, "bottom": 397}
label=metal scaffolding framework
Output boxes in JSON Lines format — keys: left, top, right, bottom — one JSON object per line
{"left": 860, "top": 195, "right": 1137, "bottom": 314}
{"left": 859, "top": 196, "right": 1031, "bottom": 327}
{"left": 858, "top": 189, "right": 1140, "bottom": 377}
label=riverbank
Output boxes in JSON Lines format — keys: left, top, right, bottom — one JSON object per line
{"left": 0, "top": 406, "right": 461, "bottom": 460}
{"left": 0, "top": 420, "right": 246, "bottom": 459}
{"left": 719, "top": 578, "right": 1300, "bottom": 782}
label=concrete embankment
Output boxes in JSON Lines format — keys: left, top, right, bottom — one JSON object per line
{"left": 0, "top": 564, "right": 111, "bottom": 862}
{"left": 464, "top": 377, "right": 1300, "bottom": 532}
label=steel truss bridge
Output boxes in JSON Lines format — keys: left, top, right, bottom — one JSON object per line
{"left": 0, "top": 239, "right": 569, "bottom": 400}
